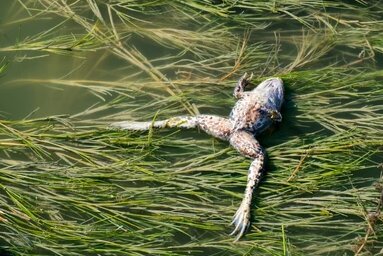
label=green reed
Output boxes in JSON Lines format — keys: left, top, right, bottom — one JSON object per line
{"left": 0, "top": 0, "right": 382, "bottom": 255}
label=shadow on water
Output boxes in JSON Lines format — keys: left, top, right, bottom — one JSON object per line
{"left": 247, "top": 80, "right": 299, "bottom": 222}
{"left": 0, "top": 247, "right": 14, "bottom": 256}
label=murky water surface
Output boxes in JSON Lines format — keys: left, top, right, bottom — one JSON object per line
{"left": 0, "top": 1, "right": 382, "bottom": 256}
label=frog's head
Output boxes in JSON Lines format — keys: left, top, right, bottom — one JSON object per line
{"left": 255, "top": 77, "right": 284, "bottom": 110}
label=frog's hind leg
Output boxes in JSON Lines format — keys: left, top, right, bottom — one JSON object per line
{"left": 229, "top": 130, "right": 265, "bottom": 241}
{"left": 111, "top": 115, "right": 233, "bottom": 141}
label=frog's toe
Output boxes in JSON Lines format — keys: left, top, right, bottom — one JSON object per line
{"left": 240, "top": 72, "right": 253, "bottom": 83}
{"left": 230, "top": 202, "right": 251, "bottom": 242}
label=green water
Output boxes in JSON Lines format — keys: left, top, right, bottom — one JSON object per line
{"left": 0, "top": 1, "right": 382, "bottom": 256}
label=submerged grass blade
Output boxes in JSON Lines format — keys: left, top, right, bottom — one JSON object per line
{"left": 0, "top": 0, "right": 382, "bottom": 255}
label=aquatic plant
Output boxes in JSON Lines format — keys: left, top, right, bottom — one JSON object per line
{"left": 0, "top": 0, "right": 382, "bottom": 255}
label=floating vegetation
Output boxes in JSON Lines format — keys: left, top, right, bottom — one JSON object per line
{"left": 0, "top": 0, "right": 382, "bottom": 255}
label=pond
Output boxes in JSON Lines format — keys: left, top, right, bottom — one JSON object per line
{"left": 0, "top": 1, "right": 382, "bottom": 255}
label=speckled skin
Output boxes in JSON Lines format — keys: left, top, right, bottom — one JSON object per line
{"left": 111, "top": 73, "right": 284, "bottom": 241}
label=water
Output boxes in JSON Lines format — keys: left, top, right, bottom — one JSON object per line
{"left": 0, "top": 1, "right": 382, "bottom": 256}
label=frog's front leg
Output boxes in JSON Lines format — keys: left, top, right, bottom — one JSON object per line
{"left": 111, "top": 115, "right": 233, "bottom": 141}
{"left": 233, "top": 72, "right": 254, "bottom": 99}
{"left": 229, "top": 130, "right": 265, "bottom": 241}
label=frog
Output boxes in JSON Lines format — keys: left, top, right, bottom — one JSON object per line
{"left": 111, "top": 73, "right": 284, "bottom": 241}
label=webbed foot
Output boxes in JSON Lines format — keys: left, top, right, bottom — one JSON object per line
{"left": 230, "top": 199, "right": 251, "bottom": 242}
{"left": 110, "top": 121, "right": 156, "bottom": 131}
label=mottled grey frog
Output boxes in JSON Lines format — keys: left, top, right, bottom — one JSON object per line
{"left": 111, "top": 73, "right": 284, "bottom": 241}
